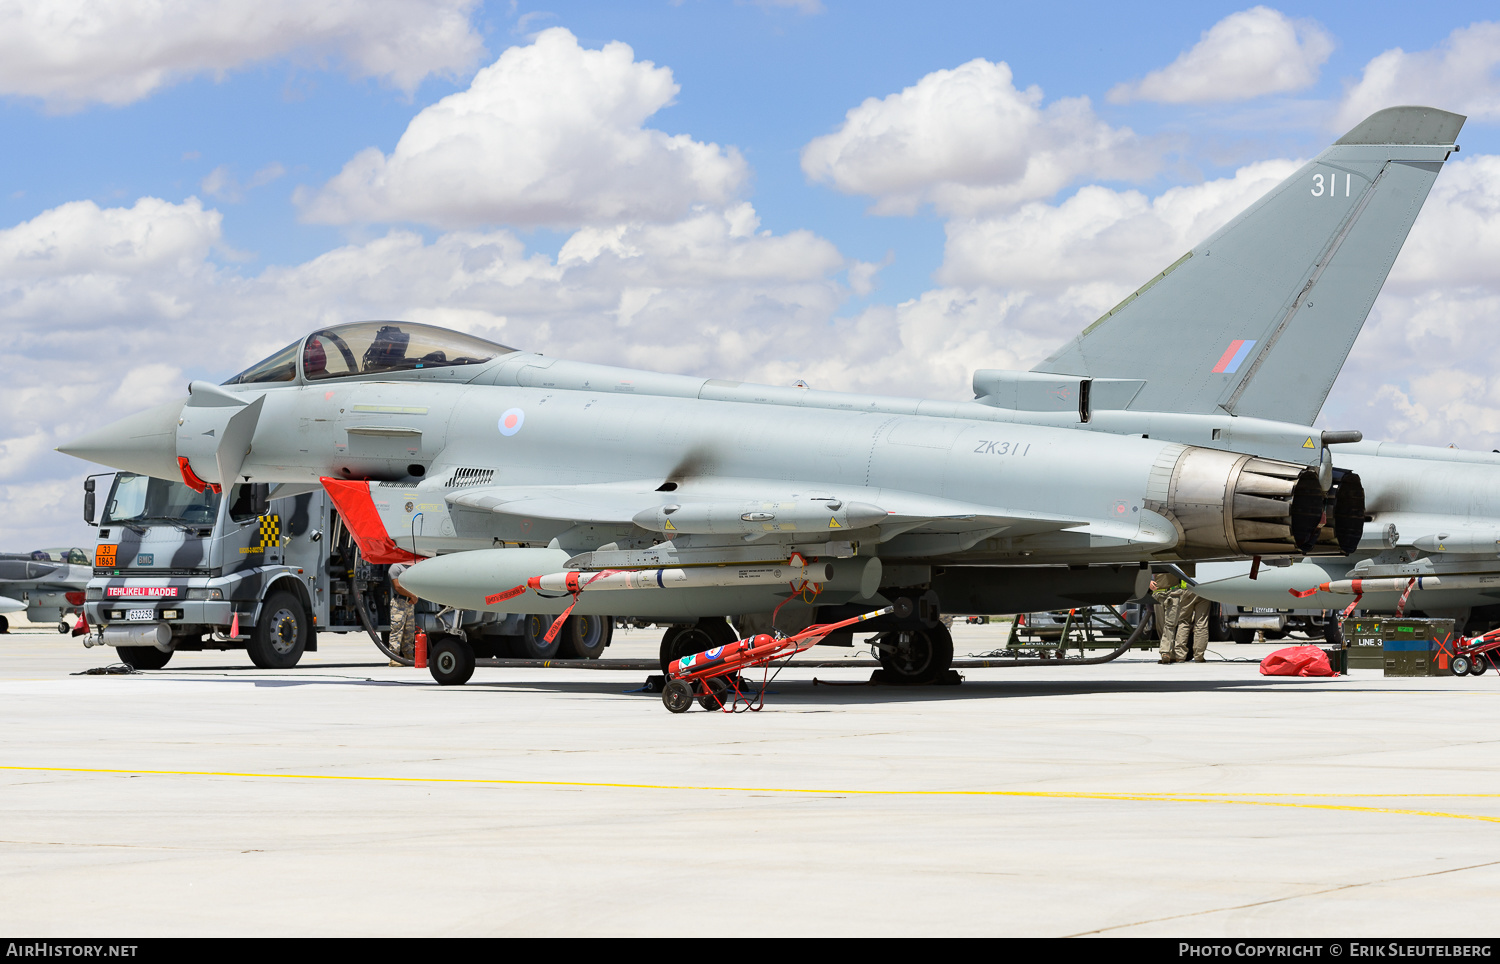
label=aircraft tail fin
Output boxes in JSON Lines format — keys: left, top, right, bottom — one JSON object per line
{"left": 1033, "top": 106, "right": 1465, "bottom": 425}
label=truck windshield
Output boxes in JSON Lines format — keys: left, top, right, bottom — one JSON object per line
{"left": 102, "top": 473, "right": 221, "bottom": 527}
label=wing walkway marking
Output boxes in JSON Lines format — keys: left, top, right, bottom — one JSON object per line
{"left": 3, "top": 766, "right": 1500, "bottom": 825}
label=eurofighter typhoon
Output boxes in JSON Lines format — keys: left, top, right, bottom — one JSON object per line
{"left": 59, "top": 107, "right": 1459, "bottom": 680}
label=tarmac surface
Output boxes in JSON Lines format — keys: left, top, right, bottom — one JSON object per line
{"left": 2, "top": 621, "right": 1497, "bottom": 937}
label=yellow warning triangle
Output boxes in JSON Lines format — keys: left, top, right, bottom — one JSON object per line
{"left": 1302, "top": 437, "right": 1315, "bottom": 449}
{"left": 663, "top": 518, "right": 675, "bottom": 530}
{"left": 829, "top": 517, "right": 841, "bottom": 528}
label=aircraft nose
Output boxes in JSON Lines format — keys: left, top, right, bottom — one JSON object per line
{"left": 56, "top": 398, "right": 185, "bottom": 480}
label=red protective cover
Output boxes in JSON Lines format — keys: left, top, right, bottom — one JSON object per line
{"left": 319, "top": 477, "right": 423, "bottom": 565}
{"left": 1259, "top": 645, "right": 1337, "bottom": 677}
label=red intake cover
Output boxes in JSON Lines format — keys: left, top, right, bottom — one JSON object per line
{"left": 319, "top": 477, "right": 423, "bottom": 565}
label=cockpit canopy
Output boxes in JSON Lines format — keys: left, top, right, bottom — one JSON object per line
{"left": 224, "top": 321, "right": 516, "bottom": 386}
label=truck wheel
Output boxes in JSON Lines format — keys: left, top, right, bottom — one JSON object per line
{"left": 1229, "top": 627, "right": 1257, "bottom": 645}
{"left": 0, "top": 615, "right": 8, "bottom": 633}
{"left": 428, "top": 635, "right": 475, "bottom": 685}
{"left": 117, "top": 645, "right": 172, "bottom": 670}
{"left": 1208, "top": 604, "right": 1230, "bottom": 642}
{"left": 557, "top": 614, "right": 612, "bottom": 660}
{"left": 1452, "top": 655, "right": 1471, "bottom": 676}
{"left": 246, "top": 591, "right": 307, "bottom": 669}
{"left": 659, "top": 618, "right": 735, "bottom": 673}
{"left": 1472, "top": 657, "right": 1489, "bottom": 676}
{"left": 874, "top": 625, "right": 954, "bottom": 685}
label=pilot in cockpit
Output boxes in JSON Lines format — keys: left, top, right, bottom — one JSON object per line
{"left": 363, "top": 325, "right": 410, "bottom": 372}
{"left": 303, "top": 337, "right": 328, "bottom": 378}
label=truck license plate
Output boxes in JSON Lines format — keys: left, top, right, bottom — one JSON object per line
{"left": 125, "top": 609, "right": 154, "bottom": 622}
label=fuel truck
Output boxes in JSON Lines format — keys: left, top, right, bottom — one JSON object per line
{"left": 81, "top": 472, "right": 612, "bottom": 670}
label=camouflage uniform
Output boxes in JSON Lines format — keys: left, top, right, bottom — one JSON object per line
{"left": 1154, "top": 575, "right": 1184, "bottom": 663}
{"left": 388, "top": 562, "right": 416, "bottom": 660}
{"left": 1178, "top": 589, "right": 1211, "bottom": 662}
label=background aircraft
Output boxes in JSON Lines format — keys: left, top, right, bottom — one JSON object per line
{"left": 0, "top": 547, "right": 89, "bottom": 633}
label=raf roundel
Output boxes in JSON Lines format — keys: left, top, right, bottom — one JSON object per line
{"left": 498, "top": 408, "right": 525, "bottom": 437}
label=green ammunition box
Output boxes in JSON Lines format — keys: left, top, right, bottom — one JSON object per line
{"left": 1364, "top": 618, "right": 1458, "bottom": 677}
{"left": 1345, "top": 618, "right": 1387, "bottom": 670}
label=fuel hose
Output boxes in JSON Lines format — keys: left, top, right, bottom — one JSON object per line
{"left": 351, "top": 549, "right": 414, "bottom": 667}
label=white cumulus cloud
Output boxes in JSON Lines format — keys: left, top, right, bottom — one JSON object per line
{"left": 298, "top": 28, "right": 749, "bottom": 229}
{"left": 1335, "top": 21, "right": 1500, "bottom": 129}
{"left": 938, "top": 159, "right": 1300, "bottom": 298}
{"left": 800, "top": 59, "right": 1155, "bottom": 217}
{"left": 1108, "top": 6, "right": 1333, "bottom": 104}
{"left": 0, "top": 0, "right": 485, "bottom": 111}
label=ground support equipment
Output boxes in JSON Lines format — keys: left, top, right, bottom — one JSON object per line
{"left": 663, "top": 603, "right": 903, "bottom": 713}
{"left": 1451, "top": 629, "right": 1500, "bottom": 677}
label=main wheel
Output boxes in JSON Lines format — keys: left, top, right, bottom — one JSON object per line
{"left": 874, "top": 625, "right": 954, "bottom": 685}
{"left": 658, "top": 618, "right": 736, "bottom": 673}
{"left": 428, "top": 635, "right": 475, "bottom": 685}
{"left": 697, "top": 675, "right": 729, "bottom": 711}
{"left": 1452, "top": 655, "right": 1472, "bottom": 676}
{"left": 1472, "top": 656, "right": 1489, "bottom": 676}
{"left": 1229, "top": 627, "right": 1257, "bottom": 645}
{"left": 1323, "top": 620, "right": 1344, "bottom": 646}
{"left": 556, "top": 614, "right": 612, "bottom": 660}
{"left": 246, "top": 591, "right": 307, "bottom": 669}
{"left": 511, "top": 614, "right": 562, "bottom": 659}
{"left": 662, "top": 679, "right": 694, "bottom": 713}
{"left": 116, "top": 645, "right": 172, "bottom": 670}
{"left": 0, "top": 615, "right": 8, "bottom": 633}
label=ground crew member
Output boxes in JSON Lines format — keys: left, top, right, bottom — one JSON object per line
{"left": 387, "top": 561, "right": 417, "bottom": 664}
{"left": 1179, "top": 584, "right": 1212, "bottom": 663}
{"left": 1152, "top": 572, "right": 1183, "bottom": 664}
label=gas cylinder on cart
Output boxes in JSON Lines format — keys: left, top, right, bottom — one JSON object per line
{"left": 670, "top": 634, "right": 784, "bottom": 678}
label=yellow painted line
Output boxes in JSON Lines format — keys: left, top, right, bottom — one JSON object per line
{"left": 4, "top": 766, "right": 1500, "bottom": 824}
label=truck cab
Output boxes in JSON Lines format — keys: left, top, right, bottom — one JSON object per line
{"left": 85, "top": 473, "right": 330, "bottom": 669}
{"left": 82, "top": 473, "right": 615, "bottom": 672}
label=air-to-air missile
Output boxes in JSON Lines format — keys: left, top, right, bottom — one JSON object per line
{"left": 60, "top": 106, "right": 1482, "bottom": 678}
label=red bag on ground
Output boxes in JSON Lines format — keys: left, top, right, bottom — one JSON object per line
{"left": 1259, "top": 645, "right": 1336, "bottom": 677}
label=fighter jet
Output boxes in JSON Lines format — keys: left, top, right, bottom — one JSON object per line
{"left": 58, "top": 106, "right": 1462, "bottom": 678}
{"left": 0, "top": 547, "right": 90, "bottom": 633}
{"left": 57, "top": 312, "right": 1352, "bottom": 682}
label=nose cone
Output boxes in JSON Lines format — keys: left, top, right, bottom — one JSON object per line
{"left": 56, "top": 398, "right": 184, "bottom": 479}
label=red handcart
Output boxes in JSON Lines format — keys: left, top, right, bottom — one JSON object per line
{"left": 1451, "top": 629, "right": 1500, "bottom": 677}
{"left": 662, "top": 602, "right": 904, "bottom": 712}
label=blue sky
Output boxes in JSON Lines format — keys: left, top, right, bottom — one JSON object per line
{"left": 5, "top": 1, "right": 1496, "bottom": 299}
{"left": 3, "top": 1, "right": 1500, "bottom": 547}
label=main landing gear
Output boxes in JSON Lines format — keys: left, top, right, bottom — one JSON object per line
{"left": 658, "top": 618, "right": 736, "bottom": 673}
